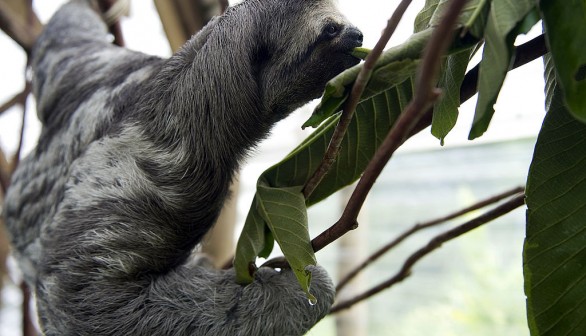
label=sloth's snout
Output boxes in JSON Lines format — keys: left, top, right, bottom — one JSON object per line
{"left": 339, "top": 26, "right": 363, "bottom": 67}
{"left": 338, "top": 26, "right": 363, "bottom": 52}
{"left": 345, "top": 27, "right": 363, "bottom": 47}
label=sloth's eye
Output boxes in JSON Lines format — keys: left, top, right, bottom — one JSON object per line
{"left": 324, "top": 23, "right": 340, "bottom": 38}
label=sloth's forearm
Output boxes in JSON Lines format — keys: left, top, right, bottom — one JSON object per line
{"left": 41, "top": 255, "right": 334, "bottom": 336}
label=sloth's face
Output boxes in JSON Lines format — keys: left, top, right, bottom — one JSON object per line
{"left": 254, "top": 0, "right": 363, "bottom": 120}
{"left": 309, "top": 22, "right": 364, "bottom": 91}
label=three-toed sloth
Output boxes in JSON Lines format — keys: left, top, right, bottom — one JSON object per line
{"left": 4, "top": 0, "right": 362, "bottom": 335}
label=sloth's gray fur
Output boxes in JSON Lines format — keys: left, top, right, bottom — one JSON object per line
{"left": 3, "top": 0, "right": 362, "bottom": 335}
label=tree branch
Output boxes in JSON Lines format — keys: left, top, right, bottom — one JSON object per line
{"left": 302, "top": 0, "right": 415, "bottom": 199}
{"left": 336, "top": 185, "right": 524, "bottom": 292}
{"left": 330, "top": 192, "right": 525, "bottom": 314}
{"left": 311, "top": 0, "right": 469, "bottom": 253}
{"left": 0, "top": 1, "right": 41, "bottom": 54}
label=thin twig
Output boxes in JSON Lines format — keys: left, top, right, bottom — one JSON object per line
{"left": 336, "top": 185, "right": 524, "bottom": 292}
{"left": 21, "top": 281, "right": 35, "bottom": 336}
{"left": 330, "top": 192, "right": 525, "bottom": 314}
{"left": 218, "top": 0, "right": 230, "bottom": 13}
{"left": 97, "top": 0, "right": 126, "bottom": 46}
{"left": 14, "top": 82, "right": 31, "bottom": 165}
{"left": 0, "top": 93, "right": 23, "bottom": 117}
{"left": 0, "top": 149, "right": 9, "bottom": 196}
{"left": 312, "top": 0, "right": 469, "bottom": 253}
{"left": 0, "top": 177, "right": 7, "bottom": 196}
{"left": 25, "top": 0, "right": 34, "bottom": 27}
{"left": 302, "top": 0, "right": 415, "bottom": 199}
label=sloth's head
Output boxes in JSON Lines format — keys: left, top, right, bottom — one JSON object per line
{"left": 231, "top": 0, "right": 363, "bottom": 121}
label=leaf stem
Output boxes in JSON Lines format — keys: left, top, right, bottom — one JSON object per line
{"left": 302, "top": 0, "right": 415, "bottom": 200}
{"left": 329, "top": 192, "right": 526, "bottom": 314}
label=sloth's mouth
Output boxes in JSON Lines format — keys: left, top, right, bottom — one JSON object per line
{"left": 341, "top": 45, "right": 363, "bottom": 68}
{"left": 339, "top": 28, "right": 363, "bottom": 62}
{"left": 348, "top": 54, "right": 362, "bottom": 65}
{"left": 341, "top": 50, "right": 362, "bottom": 68}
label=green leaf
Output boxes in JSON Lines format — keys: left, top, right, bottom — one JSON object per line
{"left": 424, "top": 0, "right": 488, "bottom": 143}
{"left": 258, "top": 225, "right": 274, "bottom": 259}
{"left": 351, "top": 47, "right": 371, "bottom": 60}
{"left": 234, "top": 197, "right": 270, "bottom": 284}
{"left": 234, "top": 182, "right": 317, "bottom": 299}
{"left": 415, "top": 0, "right": 489, "bottom": 34}
{"left": 256, "top": 184, "right": 316, "bottom": 300}
{"left": 464, "top": 0, "right": 491, "bottom": 38}
{"left": 414, "top": 0, "right": 441, "bottom": 32}
{"left": 541, "top": 0, "right": 586, "bottom": 122}
{"left": 469, "top": 0, "right": 539, "bottom": 140}
{"left": 524, "top": 55, "right": 586, "bottom": 335}
{"left": 431, "top": 48, "right": 474, "bottom": 143}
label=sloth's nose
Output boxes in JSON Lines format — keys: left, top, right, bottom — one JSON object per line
{"left": 346, "top": 27, "right": 363, "bottom": 46}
